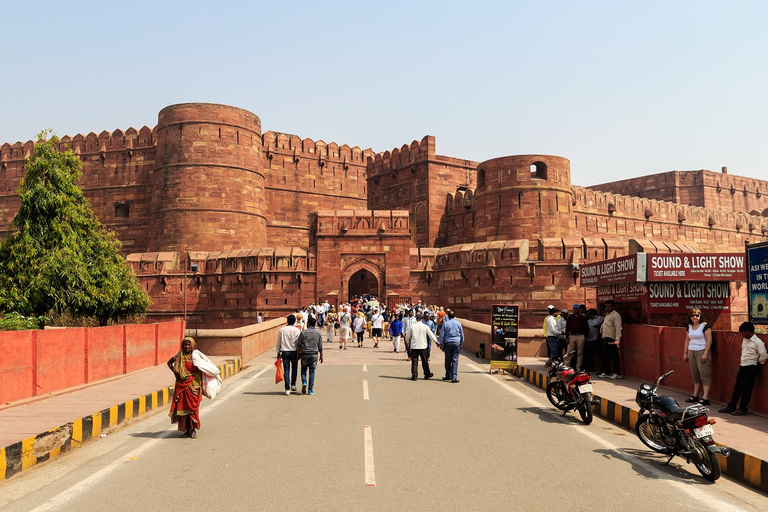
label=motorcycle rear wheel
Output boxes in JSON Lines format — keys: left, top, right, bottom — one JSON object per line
{"left": 578, "top": 400, "right": 593, "bottom": 425}
{"left": 635, "top": 414, "right": 671, "bottom": 453}
{"left": 692, "top": 439, "right": 721, "bottom": 481}
{"left": 546, "top": 381, "right": 568, "bottom": 410}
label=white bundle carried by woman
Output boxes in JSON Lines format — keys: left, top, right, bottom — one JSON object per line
{"left": 192, "top": 350, "right": 223, "bottom": 399}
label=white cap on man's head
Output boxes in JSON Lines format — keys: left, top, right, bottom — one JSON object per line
{"left": 547, "top": 305, "right": 556, "bottom": 310}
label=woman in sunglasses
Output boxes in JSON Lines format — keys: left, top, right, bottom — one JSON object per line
{"left": 683, "top": 308, "right": 713, "bottom": 405}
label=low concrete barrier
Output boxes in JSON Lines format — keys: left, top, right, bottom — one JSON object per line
{"left": 187, "top": 317, "right": 286, "bottom": 362}
{"left": 458, "top": 319, "right": 546, "bottom": 358}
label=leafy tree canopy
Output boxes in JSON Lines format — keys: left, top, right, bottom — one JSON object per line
{"left": 0, "top": 131, "right": 151, "bottom": 326}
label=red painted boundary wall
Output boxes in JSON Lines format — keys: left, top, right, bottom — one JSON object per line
{"left": 621, "top": 324, "right": 768, "bottom": 414}
{"left": 0, "top": 321, "right": 184, "bottom": 405}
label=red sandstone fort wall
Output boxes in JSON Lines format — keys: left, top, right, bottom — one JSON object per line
{"left": 262, "top": 131, "right": 372, "bottom": 246}
{"left": 366, "top": 136, "right": 477, "bottom": 248}
{"left": 590, "top": 169, "right": 768, "bottom": 215}
{"left": 0, "top": 127, "right": 157, "bottom": 252}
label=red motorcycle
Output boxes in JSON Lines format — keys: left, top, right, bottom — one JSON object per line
{"left": 545, "top": 351, "right": 600, "bottom": 424}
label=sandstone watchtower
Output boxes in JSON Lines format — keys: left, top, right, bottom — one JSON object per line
{"left": 148, "top": 103, "right": 267, "bottom": 252}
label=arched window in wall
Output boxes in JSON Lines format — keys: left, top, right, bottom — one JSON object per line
{"left": 531, "top": 161, "right": 547, "bottom": 180}
{"left": 477, "top": 168, "right": 486, "bottom": 188}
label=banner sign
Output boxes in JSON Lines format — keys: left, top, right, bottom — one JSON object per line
{"left": 747, "top": 242, "right": 768, "bottom": 324}
{"left": 580, "top": 254, "right": 646, "bottom": 287}
{"left": 646, "top": 282, "right": 730, "bottom": 313}
{"left": 597, "top": 282, "right": 648, "bottom": 302}
{"left": 490, "top": 304, "right": 518, "bottom": 370}
{"left": 647, "top": 253, "right": 746, "bottom": 282}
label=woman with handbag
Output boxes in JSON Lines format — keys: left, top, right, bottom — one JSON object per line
{"left": 683, "top": 308, "right": 713, "bottom": 405}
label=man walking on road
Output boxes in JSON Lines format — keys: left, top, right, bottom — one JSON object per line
{"left": 276, "top": 314, "right": 301, "bottom": 395}
{"left": 599, "top": 300, "right": 623, "bottom": 379}
{"left": 406, "top": 313, "right": 436, "bottom": 381}
{"left": 297, "top": 317, "right": 324, "bottom": 395}
{"left": 439, "top": 310, "right": 464, "bottom": 383}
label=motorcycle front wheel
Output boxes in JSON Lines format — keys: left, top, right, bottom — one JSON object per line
{"left": 635, "top": 414, "right": 671, "bottom": 453}
{"left": 577, "top": 400, "right": 593, "bottom": 425}
{"left": 546, "top": 381, "right": 568, "bottom": 410}
{"left": 692, "top": 438, "right": 721, "bottom": 482}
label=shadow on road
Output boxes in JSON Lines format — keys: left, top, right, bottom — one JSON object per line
{"left": 594, "top": 447, "right": 714, "bottom": 485}
{"left": 243, "top": 391, "right": 288, "bottom": 396}
{"left": 129, "top": 431, "right": 177, "bottom": 439}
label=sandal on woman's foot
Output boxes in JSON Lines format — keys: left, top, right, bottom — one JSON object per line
{"left": 698, "top": 398, "right": 710, "bottom": 405}
{"left": 685, "top": 396, "right": 699, "bottom": 403}
{"left": 190, "top": 431, "right": 197, "bottom": 439}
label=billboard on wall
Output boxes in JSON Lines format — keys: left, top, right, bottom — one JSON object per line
{"left": 747, "top": 242, "right": 768, "bottom": 324}
{"left": 596, "top": 281, "right": 731, "bottom": 314}
{"left": 580, "top": 254, "right": 647, "bottom": 286}
{"left": 646, "top": 253, "right": 746, "bottom": 281}
{"left": 490, "top": 304, "right": 518, "bottom": 371}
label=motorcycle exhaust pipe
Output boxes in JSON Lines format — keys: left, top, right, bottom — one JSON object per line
{"left": 708, "top": 445, "right": 731, "bottom": 457}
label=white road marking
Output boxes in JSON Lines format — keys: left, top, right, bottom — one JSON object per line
{"left": 466, "top": 363, "right": 747, "bottom": 512}
{"left": 363, "top": 425, "right": 376, "bottom": 487}
{"left": 27, "top": 365, "right": 272, "bottom": 512}
{"left": 363, "top": 379, "right": 370, "bottom": 401}
{"left": 363, "top": 364, "right": 367, "bottom": 372}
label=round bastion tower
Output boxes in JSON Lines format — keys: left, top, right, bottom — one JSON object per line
{"left": 473, "top": 155, "right": 574, "bottom": 242}
{"left": 148, "top": 103, "right": 267, "bottom": 252}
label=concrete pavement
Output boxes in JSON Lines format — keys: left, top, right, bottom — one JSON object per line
{"left": 2, "top": 330, "right": 768, "bottom": 497}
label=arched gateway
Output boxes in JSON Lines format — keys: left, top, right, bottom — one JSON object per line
{"left": 348, "top": 268, "right": 379, "bottom": 300}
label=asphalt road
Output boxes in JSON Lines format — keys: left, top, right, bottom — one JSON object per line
{"left": 2, "top": 342, "right": 767, "bottom": 512}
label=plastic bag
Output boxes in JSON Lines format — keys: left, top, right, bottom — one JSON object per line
{"left": 275, "top": 358, "right": 284, "bottom": 384}
{"left": 202, "top": 372, "right": 222, "bottom": 400}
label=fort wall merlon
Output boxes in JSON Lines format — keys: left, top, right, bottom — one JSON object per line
{"left": 365, "top": 135, "right": 436, "bottom": 175}
{"left": 263, "top": 131, "right": 374, "bottom": 167}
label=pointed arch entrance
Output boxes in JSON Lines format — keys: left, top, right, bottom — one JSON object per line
{"left": 348, "top": 268, "right": 379, "bottom": 300}
{"left": 341, "top": 258, "right": 384, "bottom": 303}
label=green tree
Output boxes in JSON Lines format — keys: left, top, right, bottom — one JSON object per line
{"left": 0, "top": 132, "right": 151, "bottom": 326}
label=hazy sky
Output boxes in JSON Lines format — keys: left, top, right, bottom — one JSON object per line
{"left": 1, "top": 1, "right": 766, "bottom": 186}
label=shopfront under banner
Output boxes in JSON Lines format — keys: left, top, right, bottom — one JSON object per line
{"left": 747, "top": 242, "right": 768, "bottom": 324}
{"left": 490, "top": 304, "right": 518, "bottom": 370}
{"left": 647, "top": 282, "right": 730, "bottom": 314}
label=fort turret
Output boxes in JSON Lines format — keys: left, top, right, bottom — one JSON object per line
{"left": 148, "top": 103, "right": 266, "bottom": 252}
{"left": 473, "top": 155, "right": 573, "bottom": 242}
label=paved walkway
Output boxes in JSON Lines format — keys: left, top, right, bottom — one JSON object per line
{"left": 2, "top": 332, "right": 767, "bottom": 492}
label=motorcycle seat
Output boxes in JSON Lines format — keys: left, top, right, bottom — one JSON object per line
{"left": 658, "top": 396, "right": 684, "bottom": 421}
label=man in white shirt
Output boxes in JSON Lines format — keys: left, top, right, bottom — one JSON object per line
{"left": 405, "top": 313, "right": 437, "bottom": 381}
{"left": 719, "top": 322, "right": 768, "bottom": 416}
{"left": 370, "top": 309, "right": 384, "bottom": 349}
{"left": 544, "top": 305, "right": 561, "bottom": 364}
{"left": 275, "top": 315, "right": 301, "bottom": 395}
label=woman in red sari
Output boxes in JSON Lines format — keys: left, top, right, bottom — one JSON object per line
{"left": 168, "top": 337, "right": 203, "bottom": 438}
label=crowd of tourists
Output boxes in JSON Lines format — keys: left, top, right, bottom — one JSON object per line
{"left": 274, "top": 296, "right": 464, "bottom": 395}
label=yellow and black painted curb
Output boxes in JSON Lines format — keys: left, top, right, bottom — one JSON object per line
{"left": 518, "top": 365, "right": 768, "bottom": 494}
{"left": 0, "top": 357, "right": 242, "bottom": 481}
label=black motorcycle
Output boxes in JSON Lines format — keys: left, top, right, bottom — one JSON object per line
{"left": 634, "top": 370, "right": 731, "bottom": 482}
{"left": 545, "top": 351, "right": 601, "bottom": 425}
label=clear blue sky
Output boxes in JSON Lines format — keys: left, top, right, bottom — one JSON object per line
{"left": 1, "top": 1, "right": 766, "bottom": 186}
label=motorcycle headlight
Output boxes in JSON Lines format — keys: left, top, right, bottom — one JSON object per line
{"left": 640, "top": 389, "right": 649, "bottom": 395}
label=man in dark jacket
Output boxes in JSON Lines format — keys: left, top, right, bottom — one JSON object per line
{"left": 297, "top": 317, "right": 324, "bottom": 395}
{"left": 564, "top": 303, "right": 589, "bottom": 372}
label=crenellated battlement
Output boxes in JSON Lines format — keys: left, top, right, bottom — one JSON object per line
{"left": 366, "top": 135, "right": 436, "bottom": 176}
{"left": 262, "top": 131, "right": 374, "bottom": 165}
{"left": 572, "top": 186, "right": 768, "bottom": 236}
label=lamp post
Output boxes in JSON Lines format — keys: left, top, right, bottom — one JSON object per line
{"left": 184, "top": 262, "right": 199, "bottom": 321}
